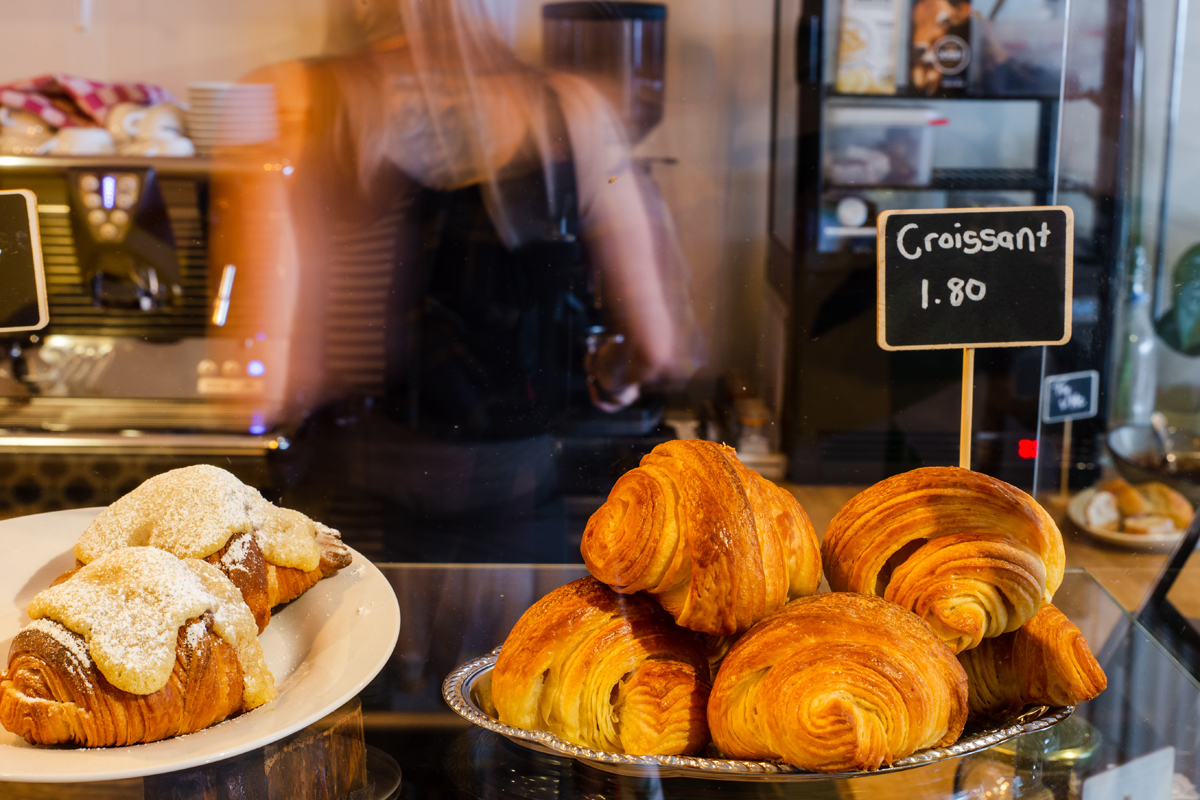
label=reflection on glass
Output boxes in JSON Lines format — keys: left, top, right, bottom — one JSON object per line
{"left": 208, "top": 0, "right": 700, "bottom": 563}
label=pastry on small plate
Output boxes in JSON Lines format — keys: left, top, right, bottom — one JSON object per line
{"left": 1123, "top": 514, "right": 1177, "bottom": 536}
{"left": 1098, "top": 478, "right": 1149, "bottom": 516}
{"left": 1138, "top": 482, "right": 1194, "bottom": 529}
{"left": 1082, "top": 490, "right": 1120, "bottom": 532}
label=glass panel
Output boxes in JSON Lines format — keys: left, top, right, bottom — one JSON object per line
{"left": 772, "top": 0, "right": 801, "bottom": 251}
{"left": 0, "top": 1, "right": 1197, "bottom": 795}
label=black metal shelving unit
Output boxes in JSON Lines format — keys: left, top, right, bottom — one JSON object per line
{"left": 770, "top": 0, "right": 1135, "bottom": 486}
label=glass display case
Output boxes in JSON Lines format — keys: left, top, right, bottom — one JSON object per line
{"left": 0, "top": 0, "right": 1195, "bottom": 797}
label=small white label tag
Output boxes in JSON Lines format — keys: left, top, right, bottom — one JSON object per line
{"left": 1082, "top": 746, "right": 1175, "bottom": 800}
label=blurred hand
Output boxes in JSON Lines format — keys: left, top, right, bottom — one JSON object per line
{"left": 585, "top": 340, "right": 640, "bottom": 412}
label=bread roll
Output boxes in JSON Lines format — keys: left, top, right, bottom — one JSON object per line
{"left": 1083, "top": 490, "right": 1120, "bottom": 531}
{"left": 1123, "top": 514, "right": 1175, "bottom": 535}
{"left": 1098, "top": 478, "right": 1148, "bottom": 516}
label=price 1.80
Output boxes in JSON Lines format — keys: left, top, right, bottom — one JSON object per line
{"left": 922, "top": 277, "right": 986, "bottom": 309}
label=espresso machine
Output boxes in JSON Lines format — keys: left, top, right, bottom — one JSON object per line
{"left": 0, "top": 157, "right": 285, "bottom": 517}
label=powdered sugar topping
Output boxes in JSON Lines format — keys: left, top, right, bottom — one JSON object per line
{"left": 75, "top": 466, "right": 250, "bottom": 562}
{"left": 220, "top": 532, "right": 253, "bottom": 577}
{"left": 25, "top": 618, "right": 92, "bottom": 671}
{"left": 73, "top": 465, "right": 322, "bottom": 572}
{"left": 245, "top": 488, "right": 321, "bottom": 572}
{"left": 27, "top": 547, "right": 276, "bottom": 709}
{"left": 184, "top": 619, "right": 208, "bottom": 650}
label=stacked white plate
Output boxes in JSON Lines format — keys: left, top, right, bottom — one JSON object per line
{"left": 187, "top": 82, "right": 279, "bottom": 156}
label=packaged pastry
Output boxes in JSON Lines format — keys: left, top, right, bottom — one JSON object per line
{"left": 72, "top": 465, "right": 352, "bottom": 631}
{"left": 0, "top": 547, "right": 275, "bottom": 747}
{"left": 835, "top": 0, "right": 903, "bottom": 94}
{"left": 910, "top": 0, "right": 972, "bottom": 96}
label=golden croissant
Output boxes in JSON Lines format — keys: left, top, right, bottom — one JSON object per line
{"left": 822, "top": 467, "right": 1065, "bottom": 653}
{"left": 491, "top": 576, "right": 710, "bottom": 756}
{"left": 958, "top": 603, "right": 1107, "bottom": 716}
{"left": 582, "top": 440, "right": 822, "bottom": 636}
{"left": 708, "top": 592, "right": 969, "bottom": 773}
{"left": 1, "top": 547, "right": 275, "bottom": 747}
{"left": 71, "top": 465, "right": 352, "bottom": 632}
{"left": 2, "top": 612, "right": 249, "bottom": 747}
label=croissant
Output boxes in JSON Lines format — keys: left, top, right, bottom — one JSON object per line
{"left": 822, "top": 467, "right": 1065, "bottom": 654}
{"left": 1139, "top": 481, "right": 1194, "bottom": 529}
{"left": 708, "top": 592, "right": 969, "bottom": 773}
{"left": 492, "top": 576, "right": 710, "bottom": 756}
{"left": 1098, "top": 478, "right": 1149, "bottom": 516}
{"left": 582, "top": 440, "right": 822, "bottom": 636}
{"left": 0, "top": 547, "right": 275, "bottom": 747}
{"left": 957, "top": 603, "right": 1107, "bottom": 716}
{"left": 73, "top": 465, "right": 352, "bottom": 631}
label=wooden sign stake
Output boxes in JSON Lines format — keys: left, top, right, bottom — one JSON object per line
{"left": 1059, "top": 417, "right": 1073, "bottom": 498}
{"left": 960, "top": 348, "right": 975, "bottom": 469}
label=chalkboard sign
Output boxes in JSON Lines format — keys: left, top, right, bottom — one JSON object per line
{"left": 1042, "top": 369, "right": 1099, "bottom": 423}
{"left": 0, "top": 190, "right": 46, "bottom": 332}
{"left": 877, "top": 206, "right": 1073, "bottom": 351}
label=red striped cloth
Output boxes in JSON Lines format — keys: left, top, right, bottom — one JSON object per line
{"left": 0, "top": 74, "right": 176, "bottom": 128}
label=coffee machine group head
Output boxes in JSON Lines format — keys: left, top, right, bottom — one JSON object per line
{"left": 67, "top": 168, "right": 183, "bottom": 312}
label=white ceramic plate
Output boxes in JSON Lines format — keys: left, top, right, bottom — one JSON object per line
{"left": 0, "top": 507, "right": 400, "bottom": 782}
{"left": 1068, "top": 487, "right": 1186, "bottom": 551}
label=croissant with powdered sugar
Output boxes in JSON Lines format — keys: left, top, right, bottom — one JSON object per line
{"left": 0, "top": 547, "right": 275, "bottom": 747}
{"left": 68, "top": 465, "right": 351, "bottom": 632}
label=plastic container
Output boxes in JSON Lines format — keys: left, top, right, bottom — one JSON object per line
{"left": 824, "top": 106, "right": 947, "bottom": 186}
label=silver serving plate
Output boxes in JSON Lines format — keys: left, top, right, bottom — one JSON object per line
{"left": 443, "top": 647, "right": 1075, "bottom": 781}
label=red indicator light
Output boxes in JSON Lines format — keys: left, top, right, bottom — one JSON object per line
{"left": 1018, "top": 439, "right": 1038, "bottom": 459}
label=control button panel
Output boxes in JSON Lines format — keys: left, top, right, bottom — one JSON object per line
{"left": 77, "top": 172, "right": 139, "bottom": 243}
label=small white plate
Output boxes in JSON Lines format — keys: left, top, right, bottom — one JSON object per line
{"left": 0, "top": 507, "right": 400, "bottom": 782}
{"left": 1067, "top": 487, "right": 1186, "bottom": 551}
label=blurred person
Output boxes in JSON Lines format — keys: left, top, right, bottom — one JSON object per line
{"left": 209, "top": 0, "right": 700, "bottom": 562}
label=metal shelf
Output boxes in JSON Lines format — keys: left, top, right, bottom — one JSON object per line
{"left": 825, "top": 90, "right": 1059, "bottom": 103}
{"left": 826, "top": 168, "right": 1075, "bottom": 193}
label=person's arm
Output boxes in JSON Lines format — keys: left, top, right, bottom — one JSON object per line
{"left": 207, "top": 61, "right": 315, "bottom": 424}
{"left": 551, "top": 74, "right": 681, "bottom": 404}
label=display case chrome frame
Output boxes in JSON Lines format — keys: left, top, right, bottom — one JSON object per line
{"left": 1135, "top": 512, "right": 1200, "bottom": 681}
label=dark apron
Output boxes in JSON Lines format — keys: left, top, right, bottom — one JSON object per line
{"left": 284, "top": 80, "right": 596, "bottom": 564}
